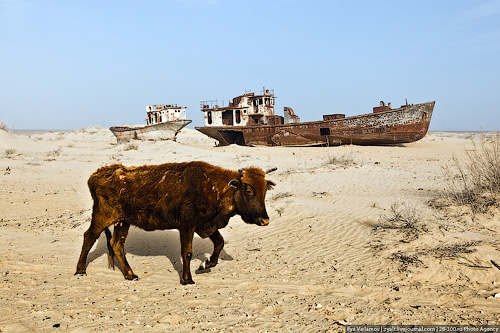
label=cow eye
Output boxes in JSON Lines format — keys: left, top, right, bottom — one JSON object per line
{"left": 245, "top": 184, "right": 254, "bottom": 196}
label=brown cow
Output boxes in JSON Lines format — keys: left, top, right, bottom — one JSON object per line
{"left": 75, "top": 161, "right": 275, "bottom": 285}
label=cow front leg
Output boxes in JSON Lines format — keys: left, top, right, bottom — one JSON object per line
{"left": 199, "top": 230, "right": 224, "bottom": 271}
{"left": 179, "top": 228, "right": 195, "bottom": 285}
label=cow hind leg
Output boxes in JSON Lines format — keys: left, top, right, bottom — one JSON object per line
{"left": 75, "top": 220, "right": 109, "bottom": 275}
{"left": 110, "top": 223, "right": 138, "bottom": 280}
{"left": 180, "top": 228, "right": 195, "bottom": 285}
{"left": 199, "top": 231, "right": 224, "bottom": 271}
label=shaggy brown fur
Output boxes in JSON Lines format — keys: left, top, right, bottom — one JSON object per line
{"left": 75, "top": 161, "right": 275, "bottom": 285}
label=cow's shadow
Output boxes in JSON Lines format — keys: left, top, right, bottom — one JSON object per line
{"left": 86, "top": 227, "right": 233, "bottom": 281}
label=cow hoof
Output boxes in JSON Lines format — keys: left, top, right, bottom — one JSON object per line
{"left": 198, "top": 261, "right": 207, "bottom": 271}
{"left": 125, "top": 274, "right": 139, "bottom": 281}
{"left": 196, "top": 261, "right": 212, "bottom": 273}
{"left": 74, "top": 271, "right": 87, "bottom": 276}
{"left": 107, "top": 260, "right": 116, "bottom": 270}
{"left": 181, "top": 278, "right": 195, "bottom": 285}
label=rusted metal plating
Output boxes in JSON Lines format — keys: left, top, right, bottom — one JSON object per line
{"left": 196, "top": 89, "right": 434, "bottom": 146}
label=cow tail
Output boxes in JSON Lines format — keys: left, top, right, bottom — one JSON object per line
{"left": 104, "top": 228, "right": 115, "bottom": 270}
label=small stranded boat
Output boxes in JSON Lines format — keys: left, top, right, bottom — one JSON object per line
{"left": 110, "top": 104, "right": 191, "bottom": 142}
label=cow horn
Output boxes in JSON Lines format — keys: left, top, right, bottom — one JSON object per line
{"left": 266, "top": 167, "right": 277, "bottom": 174}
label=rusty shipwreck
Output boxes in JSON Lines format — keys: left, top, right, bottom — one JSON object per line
{"left": 110, "top": 104, "right": 191, "bottom": 142}
{"left": 195, "top": 89, "right": 434, "bottom": 146}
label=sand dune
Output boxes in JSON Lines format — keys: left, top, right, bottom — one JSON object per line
{"left": 1, "top": 128, "right": 499, "bottom": 331}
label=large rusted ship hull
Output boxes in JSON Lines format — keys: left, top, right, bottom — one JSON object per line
{"left": 196, "top": 102, "right": 434, "bottom": 146}
{"left": 110, "top": 120, "right": 192, "bottom": 143}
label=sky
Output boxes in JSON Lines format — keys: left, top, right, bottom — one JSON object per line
{"left": 1, "top": 0, "right": 499, "bottom": 131}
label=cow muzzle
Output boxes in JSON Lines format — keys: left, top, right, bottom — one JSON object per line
{"left": 258, "top": 218, "right": 270, "bottom": 226}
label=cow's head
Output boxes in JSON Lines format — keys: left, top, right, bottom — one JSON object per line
{"left": 229, "top": 167, "right": 276, "bottom": 226}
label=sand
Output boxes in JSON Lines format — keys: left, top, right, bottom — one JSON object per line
{"left": 1, "top": 128, "right": 499, "bottom": 331}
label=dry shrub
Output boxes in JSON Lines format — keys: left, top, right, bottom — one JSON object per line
{"left": 443, "top": 133, "right": 500, "bottom": 213}
{"left": 390, "top": 251, "right": 425, "bottom": 271}
{"left": 124, "top": 143, "right": 139, "bottom": 151}
{"left": 47, "top": 147, "right": 62, "bottom": 157}
{"left": 275, "top": 207, "right": 285, "bottom": 217}
{"left": 271, "top": 192, "right": 293, "bottom": 201}
{"left": 427, "top": 241, "right": 481, "bottom": 259}
{"left": 5, "top": 148, "right": 16, "bottom": 158}
{"left": 324, "top": 151, "right": 355, "bottom": 167}
{"left": 377, "top": 200, "right": 427, "bottom": 241}
{"left": 0, "top": 121, "right": 7, "bottom": 131}
{"left": 389, "top": 241, "right": 482, "bottom": 271}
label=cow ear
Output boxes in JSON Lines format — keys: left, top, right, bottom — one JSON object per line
{"left": 228, "top": 179, "right": 240, "bottom": 189}
{"left": 267, "top": 180, "right": 276, "bottom": 190}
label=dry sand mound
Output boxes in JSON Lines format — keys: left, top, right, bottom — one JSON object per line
{"left": 0, "top": 130, "right": 58, "bottom": 153}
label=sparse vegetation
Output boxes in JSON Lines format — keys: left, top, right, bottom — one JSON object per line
{"left": 77, "top": 127, "right": 100, "bottom": 134}
{"left": 388, "top": 241, "right": 483, "bottom": 272}
{"left": 124, "top": 143, "right": 139, "bottom": 151}
{"left": 5, "top": 148, "right": 16, "bottom": 158}
{"left": 47, "top": 147, "right": 62, "bottom": 157}
{"left": 275, "top": 207, "right": 285, "bottom": 217}
{"left": 271, "top": 192, "right": 293, "bottom": 200}
{"left": 324, "top": 151, "right": 356, "bottom": 167}
{"left": 0, "top": 121, "right": 8, "bottom": 131}
{"left": 427, "top": 241, "right": 481, "bottom": 259}
{"left": 377, "top": 200, "right": 427, "bottom": 241}
{"left": 442, "top": 133, "right": 500, "bottom": 214}
{"left": 390, "top": 251, "right": 425, "bottom": 271}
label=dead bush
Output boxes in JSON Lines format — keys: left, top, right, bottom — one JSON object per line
{"left": 443, "top": 133, "right": 500, "bottom": 213}
{"left": 124, "top": 143, "right": 139, "bottom": 151}
{"left": 427, "top": 241, "right": 481, "bottom": 259}
{"left": 271, "top": 192, "right": 293, "bottom": 201}
{"left": 377, "top": 200, "right": 427, "bottom": 241}
{"left": 324, "top": 151, "right": 356, "bottom": 167}
{"left": 4, "top": 148, "right": 16, "bottom": 158}
{"left": 47, "top": 147, "right": 62, "bottom": 157}
{"left": 0, "top": 121, "right": 8, "bottom": 131}
{"left": 390, "top": 251, "right": 425, "bottom": 271}
{"left": 389, "top": 241, "right": 482, "bottom": 271}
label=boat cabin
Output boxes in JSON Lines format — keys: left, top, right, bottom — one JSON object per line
{"left": 146, "top": 104, "right": 187, "bottom": 125}
{"left": 200, "top": 89, "right": 286, "bottom": 127}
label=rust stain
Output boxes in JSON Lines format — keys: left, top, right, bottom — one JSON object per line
{"left": 196, "top": 88, "right": 435, "bottom": 146}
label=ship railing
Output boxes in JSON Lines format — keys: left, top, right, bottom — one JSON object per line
{"left": 201, "top": 100, "right": 218, "bottom": 110}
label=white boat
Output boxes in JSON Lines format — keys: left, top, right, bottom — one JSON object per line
{"left": 110, "top": 104, "right": 191, "bottom": 142}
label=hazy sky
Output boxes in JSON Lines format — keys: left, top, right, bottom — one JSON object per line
{"left": 1, "top": 0, "right": 499, "bottom": 131}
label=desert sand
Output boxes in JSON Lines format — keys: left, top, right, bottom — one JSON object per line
{"left": 1, "top": 128, "right": 499, "bottom": 332}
